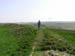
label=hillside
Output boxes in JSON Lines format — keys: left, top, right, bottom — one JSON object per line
{"left": 33, "top": 28, "right": 75, "bottom": 56}
{"left": 0, "top": 24, "right": 37, "bottom": 56}
{"left": 0, "top": 24, "right": 75, "bottom": 56}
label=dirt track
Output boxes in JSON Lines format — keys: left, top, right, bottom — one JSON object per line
{"left": 29, "top": 29, "right": 44, "bottom": 56}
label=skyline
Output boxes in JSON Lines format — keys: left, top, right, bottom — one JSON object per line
{"left": 0, "top": 0, "right": 75, "bottom": 23}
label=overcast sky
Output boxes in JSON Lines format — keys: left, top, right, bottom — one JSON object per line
{"left": 0, "top": 0, "right": 75, "bottom": 22}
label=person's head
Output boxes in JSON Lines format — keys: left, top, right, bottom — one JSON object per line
{"left": 38, "top": 20, "right": 41, "bottom": 23}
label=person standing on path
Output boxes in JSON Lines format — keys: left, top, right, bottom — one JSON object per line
{"left": 38, "top": 20, "right": 41, "bottom": 29}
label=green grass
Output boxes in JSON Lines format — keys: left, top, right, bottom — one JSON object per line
{"left": 33, "top": 51, "right": 46, "bottom": 56}
{"left": 0, "top": 24, "right": 37, "bottom": 56}
{"left": 50, "top": 29, "right": 75, "bottom": 44}
{"left": 0, "top": 24, "right": 75, "bottom": 56}
{"left": 35, "top": 28, "right": 75, "bottom": 55}
{"left": 0, "top": 25, "right": 18, "bottom": 56}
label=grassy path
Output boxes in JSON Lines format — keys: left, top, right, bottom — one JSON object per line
{"left": 32, "top": 29, "right": 74, "bottom": 56}
{"left": 29, "top": 29, "right": 44, "bottom": 56}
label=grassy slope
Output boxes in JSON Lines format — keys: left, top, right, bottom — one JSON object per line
{"left": 33, "top": 28, "right": 75, "bottom": 56}
{"left": 50, "top": 29, "right": 75, "bottom": 44}
{"left": 0, "top": 24, "right": 37, "bottom": 56}
{"left": 0, "top": 25, "right": 18, "bottom": 56}
{"left": 0, "top": 24, "right": 75, "bottom": 56}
